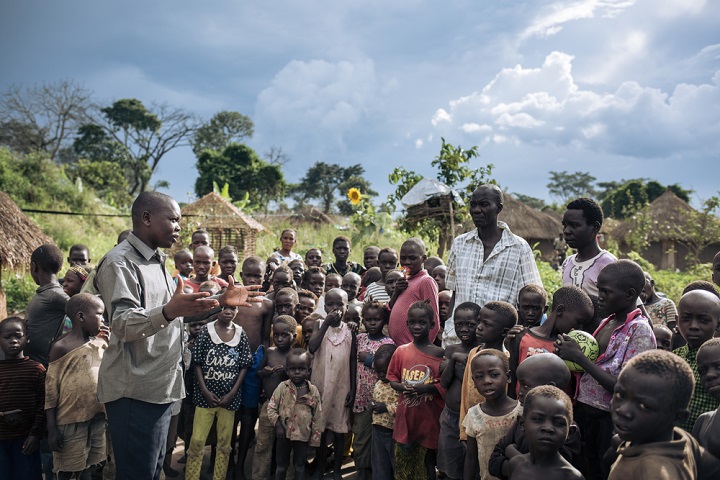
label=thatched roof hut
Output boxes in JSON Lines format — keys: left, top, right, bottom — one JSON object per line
{"left": 0, "top": 192, "right": 54, "bottom": 317}
{"left": 612, "top": 190, "right": 719, "bottom": 270}
{"left": 180, "top": 192, "right": 265, "bottom": 260}
{"left": 498, "top": 195, "right": 563, "bottom": 260}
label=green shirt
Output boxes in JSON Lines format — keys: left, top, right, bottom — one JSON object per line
{"left": 674, "top": 345, "right": 720, "bottom": 432}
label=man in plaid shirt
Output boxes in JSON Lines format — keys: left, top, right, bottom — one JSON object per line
{"left": 443, "top": 184, "right": 542, "bottom": 346}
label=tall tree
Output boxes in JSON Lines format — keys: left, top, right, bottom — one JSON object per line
{"left": 195, "top": 143, "right": 285, "bottom": 211}
{"left": 292, "top": 162, "right": 365, "bottom": 213}
{"left": 601, "top": 179, "right": 693, "bottom": 219}
{"left": 192, "top": 111, "right": 254, "bottom": 155}
{"left": 546, "top": 171, "right": 597, "bottom": 204}
{"left": 85, "top": 98, "right": 197, "bottom": 195}
{"left": 0, "top": 80, "right": 92, "bottom": 160}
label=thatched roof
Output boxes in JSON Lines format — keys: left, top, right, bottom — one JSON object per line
{"left": 612, "top": 190, "right": 699, "bottom": 241}
{"left": 288, "top": 206, "right": 332, "bottom": 225}
{"left": 181, "top": 192, "right": 265, "bottom": 232}
{"left": 0, "top": 192, "right": 54, "bottom": 271}
{"left": 498, "top": 194, "right": 563, "bottom": 240}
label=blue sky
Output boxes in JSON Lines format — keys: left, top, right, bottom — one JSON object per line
{"left": 2, "top": 0, "right": 719, "bottom": 208}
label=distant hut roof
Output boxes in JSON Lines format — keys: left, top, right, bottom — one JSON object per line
{"left": 612, "top": 190, "right": 698, "bottom": 241}
{"left": 182, "top": 192, "right": 265, "bottom": 232}
{"left": 542, "top": 207, "right": 563, "bottom": 223}
{"left": 498, "top": 194, "right": 562, "bottom": 240}
{"left": 288, "top": 206, "right": 332, "bottom": 226}
{"left": 0, "top": 192, "right": 54, "bottom": 271}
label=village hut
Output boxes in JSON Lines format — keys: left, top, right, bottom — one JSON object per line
{"left": 497, "top": 195, "right": 563, "bottom": 261}
{"left": 180, "top": 192, "right": 265, "bottom": 260}
{"left": 0, "top": 192, "right": 54, "bottom": 318}
{"left": 612, "top": 190, "right": 720, "bottom": 270}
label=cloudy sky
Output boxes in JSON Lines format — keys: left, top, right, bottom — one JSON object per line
{"left": 2, "top": 0, "right": 719, "bottom": 208}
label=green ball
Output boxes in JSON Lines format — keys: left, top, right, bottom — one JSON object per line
{"left": 563, "top": 330, "right": 599, "bottom": 373}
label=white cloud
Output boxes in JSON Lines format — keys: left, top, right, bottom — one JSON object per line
{"left": 432, "top": 52, "right": 720, "bottom": 158}
{"left": 415, "top": 138, "right": 424, "bottom": 149}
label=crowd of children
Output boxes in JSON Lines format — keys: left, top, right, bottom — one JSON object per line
{"left": 4, "top": 197, "right": 720, "bottom": 480}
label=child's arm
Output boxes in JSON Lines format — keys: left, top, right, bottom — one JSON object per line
{"left": 195, "top": 364, "right": 220, "bottom": 407}
{"left": 266, "top": 383, "right": 282, "bottom": 427}
{"left": 25, "top": 368, "right": 46, "bottom": 455}
{"left": 555, "top": 333, "right": 618, "bottom": 393}
{"left": 464, "top": 436, "right": 480, "bottom": 480}
{"left": 345, "top": 330, "right": 358, "bottom": 407}
{"left": 308, "top": 317, "right": 333, "bottom": 354}
{"left": 219, "top": 367, "right": 248, "bottom": 408}
{"left": 261, "top": 300, "right": 274, "bottom": 349}
{"left": 46, "top": 407, "right": 62, "bottom": 452}
{"left": 488, "top": 419, "right": 521, "bottom": 478}
{"left": 309, "top": 386, "right": 324, "bottom": 448}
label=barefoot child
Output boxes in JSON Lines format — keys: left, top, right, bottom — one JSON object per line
{"left": 610, "top": 350, "right": 720, "bottom": 479}
{"left": 506, "top": 386, "right": 583, "bottom": 480}
{"left": 46, "top": 294, "right": 107, "bottom": 480}
{"left": 269, "top": 349, "right": 323, "bottom": 480}
{"left": 463, "top": 349, "right": 522, "bottom": 480}
{"left": 252, "top": 315, "right": 298, "bottom": 480}
{"left": 489, "top": 353, "right": 581, "bottom": 478}
{"left": 387, "top": 301, "right": 445, "bottom": 480}
{"left": 308, "top": 288, "right": 357, "bottom": 479}
{"left": 352, "top": 302, "right": 394, "bottom": 480}
{"left": 371, "top": 344, "right": 399, "bottom": 479}
{"left": 437, "top": 302, "right": 481, "bottom": 480}
{"left": 0, "top": 317, "right": 46, "bottom": 479}
{"left": 186, "top": 306, "right": 253, "bottom": 480}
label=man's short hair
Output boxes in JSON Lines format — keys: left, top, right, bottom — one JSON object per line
{"left": 31, "top": 244, "right": 64, "bottom": 274}
{"left": 624, "top": 350, "right": 695, "bottom": 412}
{"left": 566, "top": 197, "right": 604, "bottom": 228}
{"left": 131, "top": 191, "right": 174, "bottom": 224}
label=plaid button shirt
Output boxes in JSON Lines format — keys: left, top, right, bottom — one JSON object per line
{"left": 444, "top": 222, "right": 542, "bottom": 345}
{"left": 674, "top": 345, "right": 720, "bottom": 431}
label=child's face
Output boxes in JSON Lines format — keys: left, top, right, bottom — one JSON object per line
{"left": 275, "top": 293, "right": 297, "bottom": 317}
{"left": 677, "top": 293, "right": 720, "bottom": 349}
{"left": 280, "top": 231, "right": 297, "bottom": 251}
{"left": 62, "top": 271, "right": 84, "bottom": 297}
{"left": 272, "top": 322, "right": 295, "bottom": 350}
{"left": 0, "top": 321, "right": 27, "bottom": 358}
{"left": 612, "top": 368, "right": 679, "bottom": 445}
{"left": 241, "top": 263, "right": 264, "bottom": 286}
{"left": 363, "top": 307, "right": 386, "bottom": 337}
{"left": 406, "top": 308, "right": 432, "bottom": 341}
{"left": 305, "top": 249, "right": 322, "bottom": 268}
{"left": 192, "top": 249, "right": 214, "bottom": 279}
{"left": 325, "top": 274, "right": 341, "bottom": 292}
{"left": 475, "top": 308, "right": 507, "bottom": 345}
{"left": 198, "top": 286, "right": 218, "bottom": 296}
{"left": 69, "top": 249, "right": 90, "bottom": 267}
{"left": 653, "top": 327, "right": 673, "bottom": 352}
{"left": 561, "top": 209, "right": 597, "bottom": 250}
{"left": 189, "top": 321, "right": 206, "bottom": 339}
{"left": 523, "top": 397, "right": 571, "bottom": 454}
{"left": 432, "top": 266, "right": 447, "bottom": 291}
{"left": 454, "top": 309, "right": 479, "bottom": 345}
{"left": 515, "top": 362, "right": 548, "bottom": 405}
{"left": 175, "top": 253, "right": 194, "bottom": 277}
{"left": 384, "top": 271, "right": 402, "bottom": 297}
{"left": 400, "top": 242, "right": 426, "bottom": 276}
{"left": 301, "top": 320, "right": 314, "bottom": 344}
{"left": 286, "top": 354, "right": 310, "bottom": 386}
{"left": 81, "top": 300, "right": 105, "bottom": 337}
{"left": 552, "top": 304, "right": 592, "bottom": 335}
{"left": 344, "top": 306, "right": 361, "bottom": 326}
{"left": 289, "top": 261, "right": 305, "bottom": 285}
{"left": 295, "top": 297, "right": 316, "bottom": 322}
{"left": 333, "top": 240, "right": 351, "bottom": 263}
{"left": 698, "top": 345, "right": 720, "bottom": 401}
{"left": 305, "top": 272, "right": 325, "bottom": 297}
{"left": 596, "top": 270, "right": 635, "bottom": 317}
{"left": 518, "top": 292, "right": 546, "bottom": 328}
{"left": 438, "top": 292, "right": 452, "bottom": 322}
{"left": 640, "top": 277, "right": 653, "bottom": 303}
{"left": 341, "top": 275, "right": 361, "bottom": 301}
{"left": 272, "top": 271, "right": 293, "bottom": 293}
{"left": 713, "top": 255, "right": 720, "bottom": 287}
{"left": 191, "top": 233, "right": 210, "bottom": 250}
{"left": 218, "top": 252, "right": 238, "bottom": 278}
{"left": 364, "top": 249, "right": 379, "bottom": 269}
{"left": 324, "top": 290, "right": 348, "bottom": 318}
{"left": 219, "top": 306, "right": 238, "bottom": 323}
{"left": 471, "top": 354, "right": 510, "bottom": 401}
{"left": 374, "top": 356, "right": 391, "bottom": 380}
{"left": 378, "top": 252, "right": 399, "bottom": 277}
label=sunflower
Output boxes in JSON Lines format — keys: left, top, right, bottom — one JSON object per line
{"left": 347, "top": 187, "right": 362, "bottom": 205}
